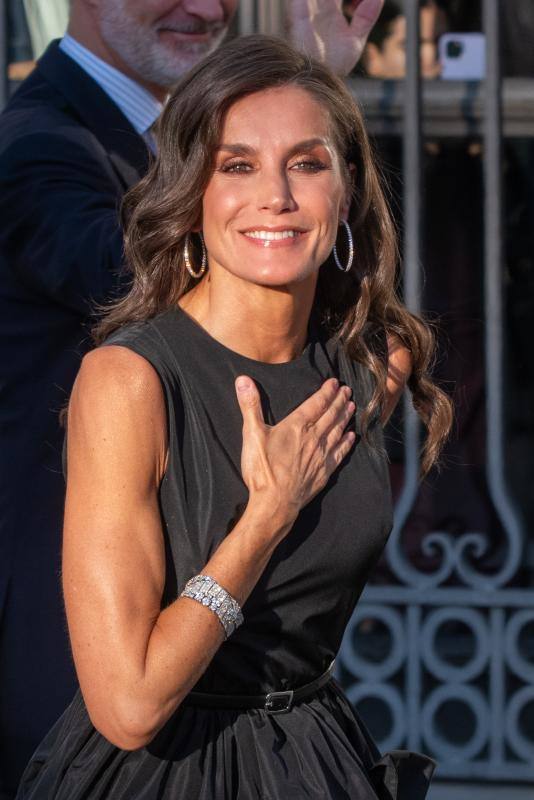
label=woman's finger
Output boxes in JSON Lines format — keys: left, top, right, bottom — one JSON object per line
{"left": 323, "top": 397, "right": 356, "bottom": 447}
{"left": 315, "top": 385, "right": 355, "bottom": 440}
{"left": 327, "top": 430, "right": 357, "bottom": 472}
{"left": 235, "top": 376, "right": 264, "bottom": 430}
{"left": 286, "top": 378, "right": 340, "bottom": 427}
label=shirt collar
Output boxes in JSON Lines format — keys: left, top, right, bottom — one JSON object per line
{"left": 59, "top": 34, "right": 163, "bottom": 137}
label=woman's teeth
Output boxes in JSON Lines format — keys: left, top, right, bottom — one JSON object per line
{"left": 245, "top": 230, "right": 299, "bottom": 240}
{"left": 243, "top": 230, "right": 301, "bottom": 247}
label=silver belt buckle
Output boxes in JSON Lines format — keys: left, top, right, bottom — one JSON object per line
{"left": 264, "top": 689, "right": 294, "bottom": 714}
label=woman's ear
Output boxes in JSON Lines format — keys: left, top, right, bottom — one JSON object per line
{"left": 340, "top": 163, "right": 356, "bottom": 221}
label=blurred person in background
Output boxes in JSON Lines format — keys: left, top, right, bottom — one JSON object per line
{"left": 360, "top": 0, "right": 447, "bottom": 79}
{"left": 23, "top": 0, "right": 70, "bottom": 61}
{"left": 0, "top": 1, "right": 384, "bottom": 795}
{"left": 5, "top": 0, "right": 33, "bottom": 80}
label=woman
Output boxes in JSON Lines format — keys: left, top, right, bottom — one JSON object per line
{"left": 18, "top": 35, "right": 452, "bottom": 800}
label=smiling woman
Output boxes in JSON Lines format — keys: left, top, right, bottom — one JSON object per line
{"left": 198, "top": 87, "right": 346, "bottom": 298}
{"left": 17, "top": 34, "right": 450, "bottom": 800}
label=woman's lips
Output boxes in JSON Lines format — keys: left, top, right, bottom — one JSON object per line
{"left": 240, "top": 230, "right": 308, "bottom": 249}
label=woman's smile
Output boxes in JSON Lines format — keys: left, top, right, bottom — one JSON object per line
{"left": 239, "top": 226, "right": 309, "bottom": 249}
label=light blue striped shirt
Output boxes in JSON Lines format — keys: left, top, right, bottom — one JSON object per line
{"left": 59, "top": 34, "right": 163, "bottom": 144}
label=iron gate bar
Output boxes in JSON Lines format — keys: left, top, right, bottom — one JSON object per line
{"left": 362, "top": 586, "right": 534, "bottom": 607}
{"left": 257, "top": 0, "right": 283, "bottom": 36}
{"left": 406, "top": 604, "right": 422, "bottom": 752}
{"left": 490, "top": 607, "right": 505, "bottom": 766}
{"left": 237, "top": 0, "right": 255, "bottom": 36}
{"left": 383, "top": 0, "right": 425, "bottom": 588}
{"left": 348, "top": 77, "right": 534, "bottom": 138}
{"left": 482, "top": 0, "right": 523, "bottom": 588}
{"left": 0, "top": 0, "right": 7, "bottom": 109}
{"left": 402, "top": 0, "right": 422, "bottom": 317}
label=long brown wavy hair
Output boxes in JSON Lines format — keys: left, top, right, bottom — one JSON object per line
{"left": 94, "top": 34, "right": 452, "bottom": 476}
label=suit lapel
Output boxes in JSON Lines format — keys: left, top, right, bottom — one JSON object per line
{"left": 36, "top": 41, "right": 151, "bottom": 188}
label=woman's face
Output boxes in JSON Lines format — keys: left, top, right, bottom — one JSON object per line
{"left": 200, "top": 85, "right": 349, "bottom": 288}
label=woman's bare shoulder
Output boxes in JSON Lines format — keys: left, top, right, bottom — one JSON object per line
{"left": 68, "top": 345, "right": 168, "bottom": 480}
{"left": 75, "top": 345, "right": 164, "bottom": 403}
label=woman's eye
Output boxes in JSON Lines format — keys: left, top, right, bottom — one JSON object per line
{"left": 219, "top": 158, "right": 327, "bottom": 174}
{"left": 290, "top": 159, "right": 327, "bottom": 172}
{"left": 220, "top": 161, "right": 252, "bottom": 173}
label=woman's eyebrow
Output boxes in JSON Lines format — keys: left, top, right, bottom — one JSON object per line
{"left": 217, "top": 143, "right": 255, "bottom": 156}
{"left": 216, "top": 138, "right": 329, "bottom": 157}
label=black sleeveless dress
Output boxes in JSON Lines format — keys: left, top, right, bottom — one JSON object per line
{"left": 17, "top": 306, "right": 435, "bottom": 799}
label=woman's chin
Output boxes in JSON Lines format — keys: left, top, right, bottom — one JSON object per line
{"left": 243, "top": 264, "right": 317, "bottom": 288}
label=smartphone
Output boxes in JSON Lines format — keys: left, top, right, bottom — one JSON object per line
{"left": 439, "top": 33, "right": 486, "bottom": 80}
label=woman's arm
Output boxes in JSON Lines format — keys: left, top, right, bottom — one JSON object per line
{"left": 380, "top": 333, "right": 413, "bottom": 424}
{"left": 63, "top": 345, "right": 355, "bottom": 751}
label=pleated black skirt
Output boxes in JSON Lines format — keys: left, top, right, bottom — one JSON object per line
{"left": 17, "top": 681, "right": 434, "bottom": 799}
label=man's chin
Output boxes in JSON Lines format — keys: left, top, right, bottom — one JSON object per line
{"left": 122, "top": 31, "right": 228, "bottom": 90}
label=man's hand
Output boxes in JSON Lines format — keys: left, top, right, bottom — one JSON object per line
{"left": 287, "top": 0, "right": 384, "bottom": 76}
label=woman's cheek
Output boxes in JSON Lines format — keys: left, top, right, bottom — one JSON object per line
{"left": 204, "top": 186, "right": 250, "bottom": 235}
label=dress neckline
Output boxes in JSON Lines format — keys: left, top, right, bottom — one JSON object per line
{"left": 170, "top": 303, "right": 320, "bottom": 371}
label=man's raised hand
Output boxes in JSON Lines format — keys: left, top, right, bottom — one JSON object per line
{"left": 287, "top": 0, "right": 384, "bottom": 76}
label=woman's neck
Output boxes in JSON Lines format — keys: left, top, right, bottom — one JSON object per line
{"left": 178, "top": 271, "right": 317, "bottom": 364}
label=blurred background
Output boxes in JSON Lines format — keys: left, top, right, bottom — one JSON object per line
{"left": 1, "top": 1, "right": 533, "bottom": 798}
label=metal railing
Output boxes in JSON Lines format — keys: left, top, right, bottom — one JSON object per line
{"left": 348, "top": 77, "right": 534, "bottom": 137}
{"left": 338, "top": 0, "right": 533, "bottom": 783}
{"left": 0, "top": 0, "right": 7, "bottom": 108}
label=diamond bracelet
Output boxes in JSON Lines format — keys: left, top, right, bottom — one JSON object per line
{"left": 180, "top": 574, "right": 244, "bottom": 639}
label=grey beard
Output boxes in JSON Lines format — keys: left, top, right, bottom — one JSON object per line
{"left": 121, "top": 39, "right": 224, "bottom": 89}
{"left": 99, "top": 8, "right": 228, "bottom": 90}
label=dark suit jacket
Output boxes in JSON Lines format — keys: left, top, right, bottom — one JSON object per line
{"left": 0, "top": 41, "right": 150, "bottom": 794}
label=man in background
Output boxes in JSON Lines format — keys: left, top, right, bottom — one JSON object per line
{"left": 0, "top": 1, "right": 384, "bottom": 794}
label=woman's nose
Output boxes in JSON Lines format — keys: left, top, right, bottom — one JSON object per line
{"left": 256, "top": 170, "right": 296, "bottom": 214}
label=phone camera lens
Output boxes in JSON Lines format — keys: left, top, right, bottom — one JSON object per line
{"left": 446, "top": 40, "right": 464, "bottom": 58}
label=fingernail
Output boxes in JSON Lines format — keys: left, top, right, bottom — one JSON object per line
{"left": 236, "top": 376, "right": 250, "bottom": 393}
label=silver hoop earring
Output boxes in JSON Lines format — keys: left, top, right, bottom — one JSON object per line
{"left": 184, "top": 232, "right": 207, "bottom": 279}
{"left": 333, "top": 220, "right": 354, "bottom": 273}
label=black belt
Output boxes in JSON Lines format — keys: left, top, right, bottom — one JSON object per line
{"left": 183, "top": 661, "right": 335, "bottom": 715}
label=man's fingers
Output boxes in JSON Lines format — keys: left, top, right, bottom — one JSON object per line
{"left": 235, "top": 376, "right": 264, "bottom": 429}
{"left": 349, "top": 0, "right": 384, "bottom": 37}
